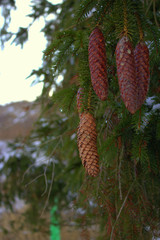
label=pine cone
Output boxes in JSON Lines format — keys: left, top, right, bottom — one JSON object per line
{"left": 77, "top": 112, "right": 99, "bottom": 177}
{"left": 88, "top": 27, "right": 108, "bottom": 101}
{"left": 77, "top": 87, "right": 84, "bottom": 116}
{"left": 134, "top": 42, "right": 150, "bottom": 109}
{"left": 116, "top": 36, "right": 137, "bottom": 114}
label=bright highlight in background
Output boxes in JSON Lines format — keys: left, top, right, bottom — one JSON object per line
{"left": 0, "top": 0, "right": 63, "bottom": 106}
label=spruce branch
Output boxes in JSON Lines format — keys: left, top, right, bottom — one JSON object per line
{"left": 41, "top": 159, "right": 55, "bottom": 216}
{"left": 95, "top": 0, "right": 113, "bottom": 27}
{"left": 110, "top": 181, "right": 135, "bottom": 240}
{"left": 75, "top": 0, "right": 95, "bottom": 24}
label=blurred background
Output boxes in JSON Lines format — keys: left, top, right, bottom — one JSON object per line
{"left": 1, "top": 0, "right": 160, "bottom": 239}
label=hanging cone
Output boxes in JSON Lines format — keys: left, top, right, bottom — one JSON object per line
{"left": 88, "top": 27, "right": 108, "bottom": 101}
{"left": 134, "top": 41, "right": 150, "bottom": 109}
{"left": 116, "top": 36, "right": 138, "bottom": 114}
{"left": 77, "top": 112, "right": 99, "bottom": 177}
{"left": 77, "top": 87, "right": 84, "bottom": 116}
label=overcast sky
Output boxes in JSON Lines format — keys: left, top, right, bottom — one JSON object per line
{"left": 0, "top": 0, "right": 63, "bottom": 105}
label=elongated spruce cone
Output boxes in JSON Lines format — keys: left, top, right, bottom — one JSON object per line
{"left": 116, "top": 36, "right": 137, "bottom": 114}
{"left": 77, "top": 112, "right": 99, "bottom": 177}
{"left": 88, "top": 27, "right": 108, "bottom": 101}
{"left": 134, "top": 42, "right": 150, "bottom": 109}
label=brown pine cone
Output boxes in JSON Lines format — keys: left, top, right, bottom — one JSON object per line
{"left": 116, "top": 36, "right": 138, "bottom": 114}
{"left": 77, "top": 112, "right": 99, "bottom": 177}
{"left": 88, "top": 27, "right": 108, "bottom": 101}
{"left": 134, "top": 42, "right": 150, "bottom": 109}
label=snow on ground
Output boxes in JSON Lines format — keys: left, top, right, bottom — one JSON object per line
{"left": 5, "top": 103, "right": 39, "bottom": 125}
{"left": 0, "top": 140, "right": 28, "bottom": 162}
{"left": 0, "top": 140, "right": 26, "bottom": 213}
{"left": 0, "top": 140, "right": 13, "bottom": 163}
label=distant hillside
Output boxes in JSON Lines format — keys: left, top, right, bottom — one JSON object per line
{"left": 0, "top": 101, "right": 40, "bottom": 140}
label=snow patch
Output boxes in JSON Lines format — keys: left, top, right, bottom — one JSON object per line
{"left": 6, "top": 106, "right": 15, "bottom": 113}
{"left": 145, "top": 96, "right": 155, "bottom": 106}
{"left": 12, "top": 110, "right": 27, "bottom": 124}
{"left": 71, "top": 133, "right": 76, "bottom": 140}
{"left": 14, "top": 197, "right": 25, "bottom": 210}
{"left": 29, "top": 109, "right": 38, "bottom": 116}
{"left": 152, "top": 104, "right": 160, "bottom": 111}
{"left": 0, "top": 141, "right": 11, "bottom": 161}
{"left": 140, "top": 97, "right": 160, "bottom": 131}
{"left": 0, "top": 140, "right": 26, "bottom": 161}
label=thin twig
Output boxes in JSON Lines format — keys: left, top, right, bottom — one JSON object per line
{"left": 22, "top": 136, "right": 61, "bottom": 216}
{"left": 22, "top": 136, "right": 62, "bottom": 182}
{"left": 110, "top": 181, "right": 135, "bottom": 240}
{"left": 41, "top": 168, "right": 48, "bottom": 197}
{"left": 24, "top": 174, "right": 44, "bottom": 188}
{"left": 153, "top": 0, "right": 159, "bottom": 27}
{"left": 145, "top": 0, "right": 153, "bottom": 15}
{"left": 41, "top": 137, "right": 62, "bottom": 197}
{"left": 22, "top": 157, "right": 46, "bottom": 183}
{"left": 41, "top": 159, "right": 55, "bottom": 216}
{"left": 118, "top": 145, "right": 124, "bottom": 201}
{"left": 41, "top": 137, "right": 63, "bottom": 215}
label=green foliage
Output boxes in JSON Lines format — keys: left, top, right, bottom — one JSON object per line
{"left": 0, "top": 0, "right": 16, "bottom": 48}
{"left": 75, "top": 0, "right": 96, "bottom": 24}
{"left": 51, "top": 84, "right": 78, "bottom": 114}
{"left": 11, "top": 27, "right": 28, "bottom": 47}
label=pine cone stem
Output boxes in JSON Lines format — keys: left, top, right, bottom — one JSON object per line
{"left": 135, "top": 13, "right": 144, "bottom": 41}
{"left": 123, "top": 0, "right": 128, "bottom": 36}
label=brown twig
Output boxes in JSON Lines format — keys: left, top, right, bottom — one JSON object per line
{"left": 110, "top": 181, "right": 135, "bottom": 240}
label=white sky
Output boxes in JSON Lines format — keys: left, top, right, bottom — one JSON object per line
{"left": 0, "top": 0, "right": 63, "bottom": 106}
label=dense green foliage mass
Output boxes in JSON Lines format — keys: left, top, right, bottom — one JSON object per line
{"left": 1, "top": 0, "right": 160, "bottom": 239}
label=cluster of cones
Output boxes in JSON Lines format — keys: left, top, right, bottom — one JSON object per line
{"left": 77, "top": 27, "right": 150, "bottom": 177}
{"left": 88, "top": 27, "right": 150, "bottom": 114}
{"left": 116, "top": 36, "right": 150, "bottom": 114}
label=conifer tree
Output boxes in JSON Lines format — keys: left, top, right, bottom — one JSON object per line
{"left": 1, "top": 0, "right": 160, "bottom": 239}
